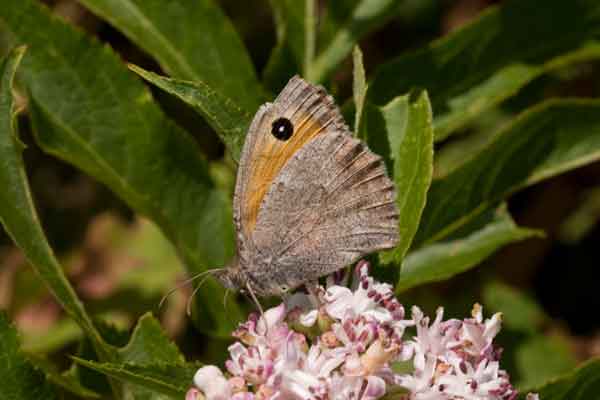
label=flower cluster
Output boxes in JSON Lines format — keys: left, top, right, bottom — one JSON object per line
{"left": 187, "top": 262, "right": 539, "bottom": 400}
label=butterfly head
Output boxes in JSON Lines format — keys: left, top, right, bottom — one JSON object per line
{"left": 213, "top": 265, "right": 246, "bottom": 292}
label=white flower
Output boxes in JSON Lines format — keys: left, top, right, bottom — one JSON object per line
{"left": 324, "top": 262, "right": 404, "bottom": 325}
{"left": 189, "top": 262, "right": 535, "bottom": 400}
{"left": 328, "top": 374, "right": 386, "bottom": 400}
{"left": 397, "top": 305, "right": 522, "bottom": 400}
{"left": 394, "top": 352, "right": 438, "bottom": 395}
{"left": 225, "top": 342, "right": 275, "bottom": 385}
{"left": 458, "top": 304, "right": 503, "bottom": 361}
{"left": 194, "top": 366, "right": 232, "bottom": 400}
{"left": 437, "top": 355, "right": 516, "bottom": 399}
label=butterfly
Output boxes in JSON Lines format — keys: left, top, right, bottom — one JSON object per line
{"left": 213, "top": 76, "right": 399, "bottom": 298}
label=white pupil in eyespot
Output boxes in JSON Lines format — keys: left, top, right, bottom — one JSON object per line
{"left": 271, "top": 118, "right": 293, "bottom": 140}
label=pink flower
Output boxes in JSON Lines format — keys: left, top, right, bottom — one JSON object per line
{"left": 324, "top": 262, "right": 405, "bottom": 324}
{"left": 234, "top": 303, "right": 288, "bottom": 346}
{"left": 396, "top": 305, "right": 522, "bottom": 400}
{"left": 226, "top": 342, "right": 275, "bottom": 385}
{"left": 458, "top": 304, "right": 503, "bottom": 362}
{"left": 185, "top": 388, "right": 204, "bottom": 400}
{"left": 328, "top": 374, "right": 386, "bottom": 400}
{"left": 438, "top": 355, "right": 517, "bottom": 399}
{"left": 231, "top": 394, "right": 255, "bottom": 400}
{"left": 189, "top": 262, "right": 536, "bottom": 400}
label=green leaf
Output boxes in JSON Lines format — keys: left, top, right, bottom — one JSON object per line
{"left": 352, "top": 45, "right": 367, "bottom": 136}
{"left": 77, "top": 0, "right": 264, "bottom": 111}
{"left": 0, "top": 312, "right": 59, "bottom": 400}
{"left": 128, "top": 65, "right": 251, "bottom": 161}
{"left": 363, "top": 92, "right": 434, "bottom": 264}
{"left": 433, "top": 42, "right": 600, "bottom": 140}
{"left": 268, "top": 0, "right": 306, "bottom": 67}
{"left": 72, "top": 359, "right": 198, "bottom": 398}
{"left": 414, "top": 99, "right": 600, "bottom": 246}
{"left": 304, "top": 0, "right": 316, "bottom": 78}
{"left": 514, "top": 335, "right": 577, "bottom": 390}
{"left": 263, "top": 0, "right": 304, "bottom": 91}
{"left": 309, "top": 0, "right": 407, "bottom": 83}
{"left": 28, "top": 355, "right": 101, "bottom": 398}
{"left": 319, "top": 1, "right": 360, "bottom": 45}
{"left": 0, "top": 0, "right": 243, "bottom": 336}
{"left": 368, "top": 0, "right": 600, "bottom": 140}
{"left": 433, "top": 109, "right": 509, "bottom": 179}
{"left": 397, "top": 207, "right": 539, "bottom": 293}
{"left": 117, "top": 313, "right": 183, "bottom": 365}
{"left": 0, "top": 45, "right": 112, "bottom": 357}
{"left": 63, "top": 320, "right": 130, "bottom": 397}
{"left": 483, "top": 281, "right": 547, "bottom": 334}
{"left": 518, "top": 358, "right": 600, "bottom": 400}
{"left": 74, "top": 314, "right": 191, "bottom": 400}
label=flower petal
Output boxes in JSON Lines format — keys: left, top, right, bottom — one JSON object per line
{"left": 194, "top": 366, "right": 231, "bottom": 400}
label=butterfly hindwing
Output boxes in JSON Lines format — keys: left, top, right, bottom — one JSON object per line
{"left": 249, "top": 130, "right": 399, "bottom": 290}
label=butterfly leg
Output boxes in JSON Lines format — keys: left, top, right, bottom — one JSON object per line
{"left": 304, "top": 280, "right": 322, "bottom": 307}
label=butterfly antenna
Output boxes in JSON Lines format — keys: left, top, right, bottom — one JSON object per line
{"left": 186, "top": 273, "right": 214, "bottom": 316}
{"left": 159, "top": 267, "right": 223, "bottom": 309}
{"left": 246, "top": 282, "right": 267, "bottom": 333}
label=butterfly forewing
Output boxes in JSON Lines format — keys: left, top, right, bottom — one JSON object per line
{"left": 233, "top": 76, "right": 346, "bottom": 241}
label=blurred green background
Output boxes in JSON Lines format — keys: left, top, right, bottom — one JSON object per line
{"left": 1, "top": 0, "right": 599, "bottom": 392}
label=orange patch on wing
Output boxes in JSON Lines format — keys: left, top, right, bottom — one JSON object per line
{"left": 242, "top": 112, "right": 326, "bottom": 235}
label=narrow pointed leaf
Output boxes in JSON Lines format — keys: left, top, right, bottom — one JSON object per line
{"left": 0, "top": 45, "right": 109, "bottom": 358}
{"left": 397, "top": 207, "right": 540, "bottom": 293}
{"left": 363, "top": 91, "right": 434, "bottom": 264}
{"left": 73, "top": 359, "right": 199, "bottom": 398}
{"left": 319, "top": 1, "right": 360, "bottom": 45}
{"left": 129, "top": 64, "right": 252, "bottom": 160}
{"left": 0, "top": 0, "right": 243, "bottom": 336}
{"left": 433, "top": 42, "right": 600, "bottom": 140}
{"left": 263, "top": 0, "right": 305, "bottom": 90}
{"left": 0, "top": 313, "right": 59, "bottom": 400}
{"left": 368, "top": 0, "right": 600, "bottom": 140}
{"left": 77, "top": 0, "right": 264, "bottom": 111}
{"left": 29, "top": 355, "right": 101, "bottom": 398}
{"left": 310, "top": 0, "right": 406, "bottom": 83}
{"left": 353, "top": 46, "right": 367, "bottom": 136}
{"left": 268, "top": 0, "right": 306, "bottom": 66}
{"left": 304, "top": 0, "right": 316, "bottom": 78}
{"left": 433, "top": 116, "right": 503, "bottom": 180}
{"left": 117, "top": 313, "right": 183, "bottom": 365}
{"left": 414, "top": 99, "right": 600, "bottom": 246}
{"left": 74, "top": 314, "right": 192, "bottom": 399}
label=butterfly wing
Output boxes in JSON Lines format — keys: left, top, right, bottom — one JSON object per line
{"left": 249, "top": 113, "right": 399, "bottom": 293}
{"left": 233, "top": 76, "right": 347, "bottom": 251}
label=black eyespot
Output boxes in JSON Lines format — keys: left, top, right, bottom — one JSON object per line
{"left": 271, "top": 117, "right": 294, "bottom": 141}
